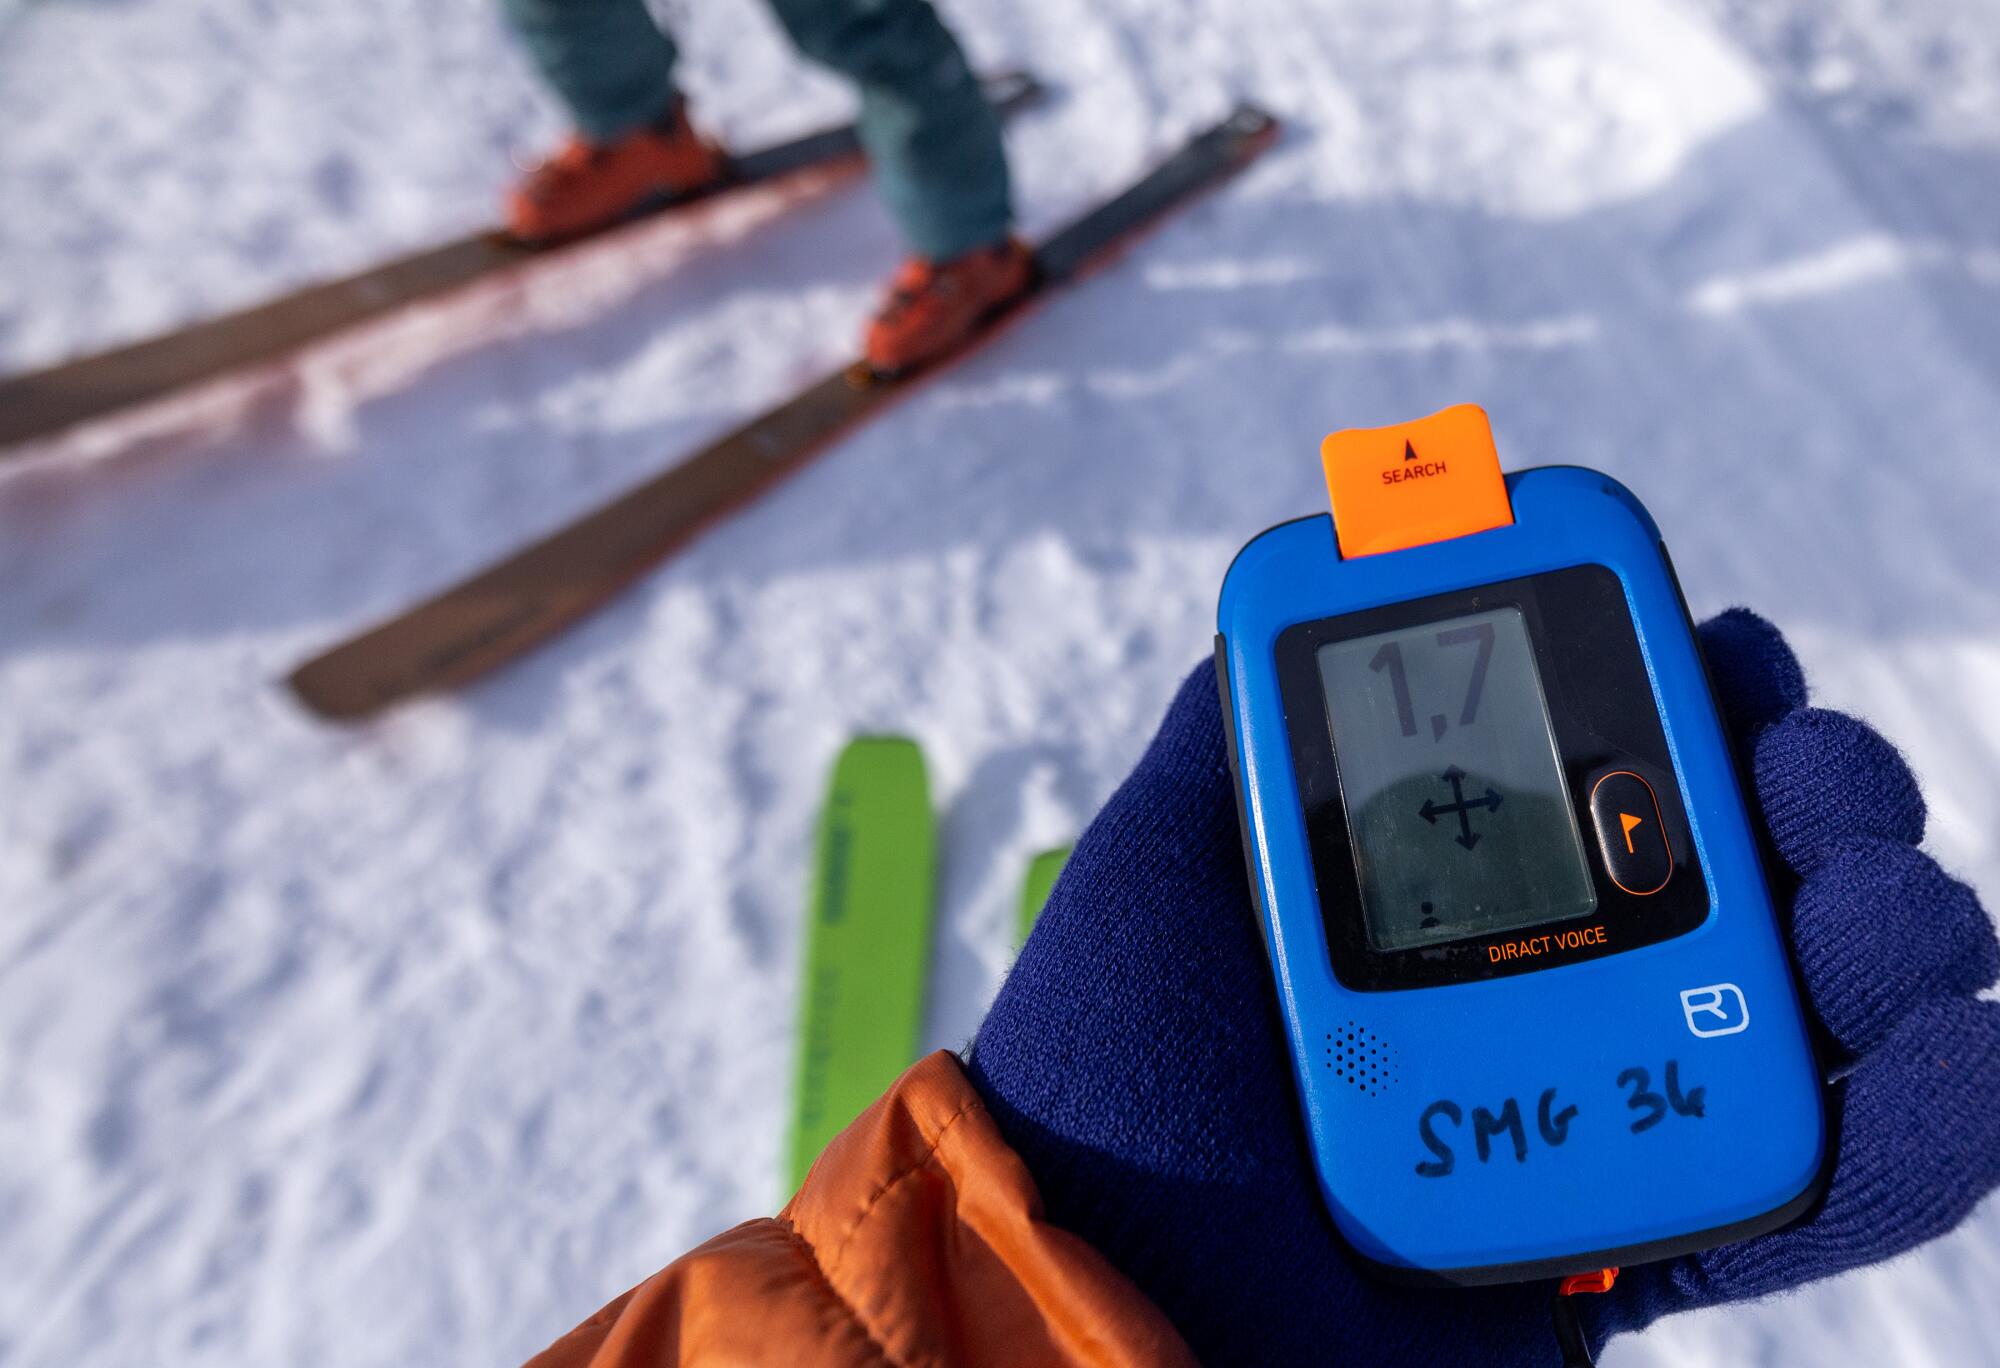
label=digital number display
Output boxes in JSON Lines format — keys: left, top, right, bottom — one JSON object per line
{"left": 1315, "top": 606, "right": 1597, "bottom": 951}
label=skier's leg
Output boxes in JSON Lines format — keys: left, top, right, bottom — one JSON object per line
{"left": 498, "top": 0, "right": 681, "bottom": 141}
{"left": 497, "top": 0, "right": 724, "bottom": 242}
{"left": 764, "top": 0, "right": 1012, "bottom": 260}
{"left": 766, "top": 0, "right": 1025, "bottom": 371}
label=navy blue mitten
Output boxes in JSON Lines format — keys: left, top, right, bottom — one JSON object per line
{"left": 967, "top": 609, "right": 2000, "bottom": 1365}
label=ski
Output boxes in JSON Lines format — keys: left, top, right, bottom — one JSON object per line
{"left": 0, "top": 72, "right": 1042, "bottom": 452}
{"left": 788, "top": 736, "right": 935, "bottom": 1190}
{"left": 287, "top": 103, "right": 1280, "bottom": 722}
{"left": 1017, "top": 844, "right": 1071, "bottom": 947}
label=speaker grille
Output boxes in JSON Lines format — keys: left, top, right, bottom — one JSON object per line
{"left": 1325, "top": 1021, "right": 1398, "bottom": 1096}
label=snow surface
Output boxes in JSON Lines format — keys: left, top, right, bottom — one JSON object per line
{"left": 4, "top": 0, "right": 2000, "bottom": 1362}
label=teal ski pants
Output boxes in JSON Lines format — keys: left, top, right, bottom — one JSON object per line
{"left": 498, "top": 0, "right": 1012, "bottom": 259}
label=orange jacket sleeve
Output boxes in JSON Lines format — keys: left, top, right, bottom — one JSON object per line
{"left": 523, "top": 1051, "right": 1196, "bottom": 1368}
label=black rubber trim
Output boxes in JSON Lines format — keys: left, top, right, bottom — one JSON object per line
{"left": 1215, "top": 633, "right": 1270, "bottom": 936}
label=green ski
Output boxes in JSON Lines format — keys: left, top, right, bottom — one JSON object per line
{"left": 788, "top": 736, "right": 936, "bottom": 1190}
{"left": 1017, "top": 845, "right": 1071, "bottom": 947}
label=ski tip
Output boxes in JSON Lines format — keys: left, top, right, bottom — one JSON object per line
{"left": 827, "top": 733, "right": 929, "bottom": 796}
{"left": 1017, "top": 844, "right": 1072, "bottom": 947}
{"left": 284, "top": 661, "right": 379, "bottom": 724}
{"left": 831, "top": 731, "right": 924, "bottom": 759}
{"left": 1221, "top": 103, "right": 1281, "bottom": 149}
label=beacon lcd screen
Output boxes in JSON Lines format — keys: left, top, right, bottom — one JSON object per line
{"left": 1314, "top": 606, "right": 1598, "bottom": 952}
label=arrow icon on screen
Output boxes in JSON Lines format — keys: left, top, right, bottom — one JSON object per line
{"left": 1418, "top": 765, "right": 1504, "bottom": 850}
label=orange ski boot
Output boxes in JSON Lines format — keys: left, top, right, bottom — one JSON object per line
{"left": 862, "top": 238, "right": 1035, "bottom": 375}
{"left": 504, "top": 103, "right": 726, "bottom": 245}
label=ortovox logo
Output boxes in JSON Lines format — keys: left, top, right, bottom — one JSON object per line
{"left": 1679, "top": 983, "right": 1750, "bottom": 1038}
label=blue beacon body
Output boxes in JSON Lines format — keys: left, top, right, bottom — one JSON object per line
{"left": 1215, "top": 405, "right": 1826, "bottom": 1284}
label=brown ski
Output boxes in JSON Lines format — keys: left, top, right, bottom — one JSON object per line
{"left": 287, "top": 104, "right": 1279, "bottom": 722}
